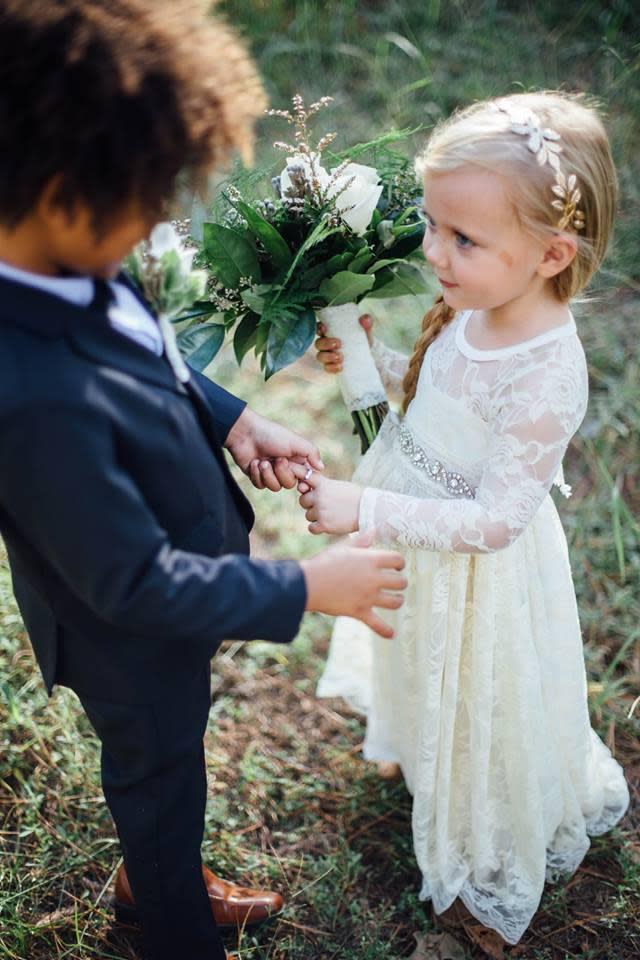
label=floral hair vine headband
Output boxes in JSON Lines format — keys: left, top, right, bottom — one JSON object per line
{"left": 493, "top": 104, "right": 586, "bottom": 233}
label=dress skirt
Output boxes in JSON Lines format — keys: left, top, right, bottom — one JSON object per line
{"left": 318, "top": 414, "right": 629, "bottom": 943}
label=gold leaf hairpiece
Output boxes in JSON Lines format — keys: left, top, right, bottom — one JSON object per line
{"left": 551, "top": 173, "right": 586, "bottom": 232}
{"left": 494, "top": 104, "right": 585, "bottom": 232}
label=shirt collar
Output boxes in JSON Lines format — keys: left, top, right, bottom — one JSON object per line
{"left": 0, "top": 258, "right": 94, "bottom": 307}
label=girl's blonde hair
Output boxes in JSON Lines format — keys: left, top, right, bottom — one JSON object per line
{"left": 402, "top": 91, "right": 617, "bottom": 412}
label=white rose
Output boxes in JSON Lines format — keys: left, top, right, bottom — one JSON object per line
{"left": 149, "top": 221, "right": 195, "bottom": 273}
{"left": 328, "top": 162, "right": 383, "bottom": 235}
{"left": 279, "top": 153, "right": 330, "bottom": 198}
{"left": 149, "top": 222, "right": 180, "bottom": 258}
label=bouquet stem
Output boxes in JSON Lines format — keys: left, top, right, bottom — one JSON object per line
{"left": 352, "top": 402, "right": 389, "bottom": 454}
{"left": 316, "top": 302, "right": 389, "bottom": 455}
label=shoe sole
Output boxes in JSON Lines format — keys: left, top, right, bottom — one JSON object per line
{"left": 111, "top": 896, "right": 280, "bottom": 931}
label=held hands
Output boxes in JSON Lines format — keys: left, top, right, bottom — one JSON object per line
{"left": 300, "top": 530, "right": 407, "bottom": 639}
{"left": 230, "top": 312, "right": 374, "bottom": 492}
{"left": 228, "top": 398, "right": 406, "bottom": 639}
{"left": 225, "top": 406, "right": 324, "bottom": 493}
{"left": 291, "top": 463, "right": 361, "bottom": 535}
{"left": 315, "top": 313, "right": 374, "bottom": 374}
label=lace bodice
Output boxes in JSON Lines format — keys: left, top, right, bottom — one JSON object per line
{"left": 363, "top": 310, "right": 588, "bottom": 554}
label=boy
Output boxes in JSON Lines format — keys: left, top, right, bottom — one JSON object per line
{"left": 0, "top": 3, "right": 406, "bottom": 959}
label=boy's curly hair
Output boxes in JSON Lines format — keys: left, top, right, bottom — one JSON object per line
{"left": 0, "top": 0, "right": 267, "bottom": 229}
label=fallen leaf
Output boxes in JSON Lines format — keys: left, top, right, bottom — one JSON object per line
{"left": 409, "top": 930, "right": 467, "bottom": 960}
{"left": 34, "top": 906, "right": 78, "bottom": 927}
{"left": 468, "top": 927, "right": 506, "bottom": 960}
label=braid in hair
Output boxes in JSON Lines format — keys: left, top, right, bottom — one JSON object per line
{"left": 401, "top": 295, "right": 456, "bottom": 413}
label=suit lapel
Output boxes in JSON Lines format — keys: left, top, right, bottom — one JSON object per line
{"left": 72, "top": 272, "right": 185, "bottom": 393}
{"left": 0, "top": 271, "right": 183, "bottom": 394}
{"left": 67, "top": 318, "right": 184, "bottom": 394}
{"left": 116, "top": 275, "right": 240, "bottom": 457}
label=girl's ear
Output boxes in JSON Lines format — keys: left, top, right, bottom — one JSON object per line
{"left": 537, "top": 233, "right": 578, "bottom": 279}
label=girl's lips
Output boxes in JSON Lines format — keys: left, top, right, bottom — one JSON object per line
{"left": 439, "top": 278, "right": 457, "bottom": 288}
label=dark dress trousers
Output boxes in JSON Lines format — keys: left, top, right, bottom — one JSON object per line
{"left": 0, "top": 273, "right": 307, "bottom": 960}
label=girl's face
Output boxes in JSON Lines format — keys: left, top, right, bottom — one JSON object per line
{"left": 421, "top": 167, "right": 549, "bottom": 311}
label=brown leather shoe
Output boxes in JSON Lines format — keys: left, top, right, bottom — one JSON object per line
{"left": 113, "top": 863, "right": 284, "bottom": 929}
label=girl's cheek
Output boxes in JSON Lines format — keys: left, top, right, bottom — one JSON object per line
{"left": 498, "top": 249, "right": 515, "bottom": 269}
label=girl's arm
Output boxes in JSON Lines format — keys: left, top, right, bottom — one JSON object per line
{"left": 370, "top": 336, "right": 410, "bottom": 394}
{"left": 299, "top": 341, "right": 588, "bottom": 554}
{"left": 358, "top": 346, "right": 588, "bottom": 554}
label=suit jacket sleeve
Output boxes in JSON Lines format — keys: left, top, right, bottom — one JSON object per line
{"left": 189, "top": 367, "right": 247, "bottom": 444}
{"left": 0, "top": 404, "right": 306, "bottom": 656}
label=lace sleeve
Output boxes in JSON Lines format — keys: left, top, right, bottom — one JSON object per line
{"left": 370, "top": 337, "right": 409, "bottom": 394}
{"left": 359, "top": 341, "right": 588, "bottom": 554}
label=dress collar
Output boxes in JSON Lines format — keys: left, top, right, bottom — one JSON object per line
{"left": 455, "top": 309, "right": 577, "bottom": 362}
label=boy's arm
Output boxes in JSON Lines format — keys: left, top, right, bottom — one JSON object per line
{"left": 0, "top": 404, "right": 305, "bottom": 658}
{"left": 189, "top": 367, "right": 247, "bottom": 443}
{"left": 189, "top": 367, "right": 324, "bottom": 491}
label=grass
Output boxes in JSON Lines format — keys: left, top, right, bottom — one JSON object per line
{"left": 1, "top": 2, "right": 639, "bottom": 958}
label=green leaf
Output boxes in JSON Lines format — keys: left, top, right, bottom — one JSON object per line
{"left": 366, "top": 258, "right": 404, "bottom": 274}
{"left": 123, "top": 255, "right": 142, "bottom": 286}
{"left": 279, "top": 219, "right": 343, "bottom": 291}
{"left": 255, "top": 321, "right": 270, "bottom": 356}
{"left": 298, "top": 261, "right": 330, "bottom": 290}
{"left": 233, "top": 312, "right": 260, "bottom": 365}
{"left": 265, "top": 309, "right": 316, "bottom": 379}
{"left": 366, "top": 263, "right": 431, "bottom": 300}
{"left": 202, "top": 222, "right": 260, "bottom": 288}
{"left": 235, "top": 201, "right": 292, "bottom": 271}
{"left": 381, "top": 223, "right": 425, "bottom": 260}
{"left": 176, "top": 322, "right": 225, "bottom": 371}
{"left": 327, "top": 251, "right": 355, "bottom": 273}
{"left": 348, "top": 250, "right": 375, "bottom": 273}
{"left": 176, "top": 302, "right": 218, "bottom": 323}
{"left": 240, "top": 289, "right": 266, "bottom": 314}
{"left": 319, "top": 270, "right": 376, "bottom": 306}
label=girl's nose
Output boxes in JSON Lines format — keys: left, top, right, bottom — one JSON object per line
{"left": 424, "top": 233, "right": 448, "bottom": 270}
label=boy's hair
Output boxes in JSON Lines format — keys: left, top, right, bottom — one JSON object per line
{"left": 402, "top": 91, "right": 617, "bottom": 411}
{"left": 0, "top": 0, "right": 266, "bottom": 230}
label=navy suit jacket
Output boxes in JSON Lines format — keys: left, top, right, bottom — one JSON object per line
{"left": 0, "top": 273, "right": 306, "bottom": 703}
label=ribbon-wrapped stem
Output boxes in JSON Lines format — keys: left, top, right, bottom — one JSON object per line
{"left": 316, "top": 302, "right": 389, "bottom": 454}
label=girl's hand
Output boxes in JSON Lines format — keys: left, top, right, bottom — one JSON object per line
{"left": 314, "top": 313, "right": 375, "bottom": 374}
{"left": 291, "top": 464, "right": 362, "bottom": 535}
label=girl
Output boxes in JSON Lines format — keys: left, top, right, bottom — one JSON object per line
{"left": 299, "top": 91, "right": 630, "bottom": 944}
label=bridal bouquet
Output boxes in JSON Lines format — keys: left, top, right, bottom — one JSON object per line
{"left": 197, "top": 96, "right": 428, "bottom": 451}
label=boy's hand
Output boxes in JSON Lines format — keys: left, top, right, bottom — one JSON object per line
{"left": 314, "top": 314, "right": 374, "bottom": 374}
{"left": 291, "top": 464, "right": 361, "bottom": 535}
{"left": 226, "top": 407, "right": 323, "bottom": 492}
{"left": 301, "top": 530, "right": 406, "bottom": 639}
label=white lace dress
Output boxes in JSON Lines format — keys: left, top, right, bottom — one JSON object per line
{"left": 317, "top": 309, "right": 629, "bottom": 944}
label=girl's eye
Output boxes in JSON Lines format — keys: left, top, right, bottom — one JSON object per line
{"left": 419, "top": 210, "right": 436, "bottom": 229}
{"left": 456, "top": 232, "right": 475, "bottom": 249}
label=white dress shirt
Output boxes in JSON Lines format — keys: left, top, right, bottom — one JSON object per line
{"left": 0, "top": 259, "right": 163, "bottom": 356}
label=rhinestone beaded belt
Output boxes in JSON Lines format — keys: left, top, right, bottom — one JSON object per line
{"left": 398, "top": 425, "right": 476, "bottom": 499}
